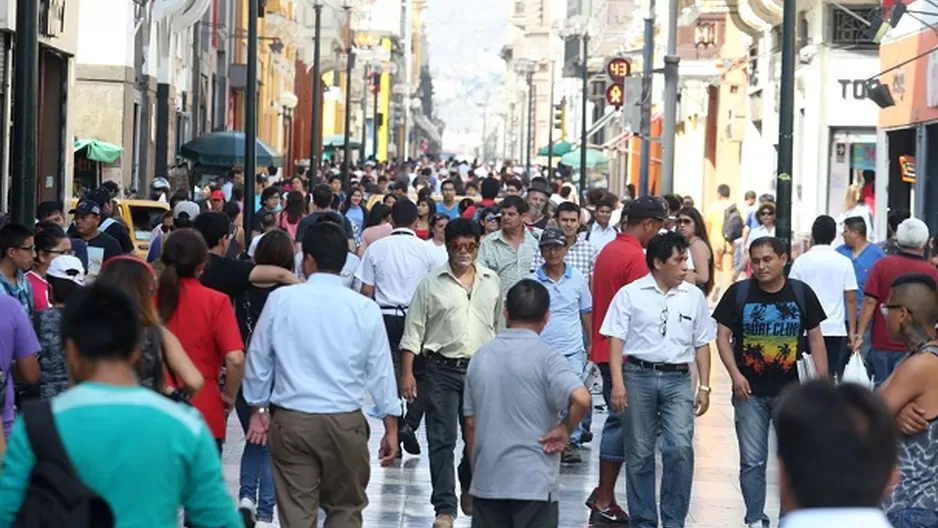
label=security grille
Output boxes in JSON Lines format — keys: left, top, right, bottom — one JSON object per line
{"left": 830, "top": 6, "right": 879, "bottom": 47}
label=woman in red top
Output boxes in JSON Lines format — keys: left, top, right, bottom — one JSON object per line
{"left": 415, "top": 195, "right": 436, "bottom": 239}
{"left": 157, "top": 229, "right": 245, "bottom": 450}
{"left": 28, "top": 222, "right": 71, "bottom": 311}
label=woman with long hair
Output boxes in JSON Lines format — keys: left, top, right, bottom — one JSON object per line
{"left": 837, "top": 183, "right": 874, "bottom": 241}
{"left": 426, "top": 213, "right": 449, "bottom": 262}
{"left": 477, "top": 207, "right": 501, "bottom": 237}
{"left": 277, "top": 190, "right": 306, "bottom": 241}
{"left": 358, "top": 203, "right": 393, "bottom": 256}
{"left": 341, "top": 187, "right": 369, "bottom": 234}
{"left": 98, "top": 255, "right": 203, "bottom": 396}
{"left": 415, "top": 196, "right": 436, "bottom": 240}
{"left": 157, "top": 229, "right": 246, "bottom": 452}
{"left": 233, "top": 231, "right": 292, "bottom": 525}
{"left": 676, "top": 206, "right": 715, "bottom": 295}
{"left": 28, "top": 222, "right": 71, "bottom": 311}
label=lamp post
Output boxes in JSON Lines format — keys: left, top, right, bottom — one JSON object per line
{"left": 310, "top": 0, "right": 323, "bottom": 174}
{"left": 559, "top": 16, "right": 593, "bottom": 198}
{"left": 243, "top": 0, "right": 259, "bottom": 248}
{"left": 513, "top": 58, "right": 537, "bottom": 177}
{"left": 341, "top": 2, "right": 355, "bottom": 187}
{"left": 10, "top": 0, "right": 38, "bottom": 223}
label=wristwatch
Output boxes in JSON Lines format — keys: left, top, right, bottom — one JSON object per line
{"left": 698, "top": 385, "right": 712, "bottom": 394}
{"left": 255, "top": 407, "right": 269, "bottom": 415}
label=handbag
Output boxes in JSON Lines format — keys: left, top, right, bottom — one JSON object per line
{"left": 153, "top": 326, "right": 191, "bottom": 405}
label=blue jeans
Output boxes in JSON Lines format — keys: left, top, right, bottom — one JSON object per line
{"left": 888, "top": 507, "right": 938, "bottom": 528}
{"left": 564, "top": 350, "right": 590, "bottom": 447}
{"left": 733, "top": 394, "right": 778, "bottom": 527}
{"left": 869, "top": 348, "right": 909, "bottom": 388}
{"left": 599, "top": 363, "right": 626, "bottom": 463}
{"left": 236, "top": 390, "right": 276, "bottom": 522}
{"left": 621, "top": 362, "right": 694, "bottom": 528}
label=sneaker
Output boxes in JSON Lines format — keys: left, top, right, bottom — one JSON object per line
{"left": 238, "top": 497, "right": 257, "bottom": 527}
{"left": 585, "top": 487, "right": 599, "bottom": 509}
{"left": 588, "top": 503, "right": 630, "bottom": 525}
{"left": 748, "top": 523, "right": 768, "bottom": 528}
{"left": 561, "top": 444, "right": 582, "bottom": 464}
{"left": 255, "top": 522, "right": 277, "bottom": 528}
{"left": 432, "top": 513, "right": 456, "bottom": 528}
{"left": 460, "top": 489, "right": 473, "bottom": 516}
{"left": 581, "top": 430, "right": 594, "bottom": 443}
{"left": 400, "top": 423, "right": 421, "bottom": 455}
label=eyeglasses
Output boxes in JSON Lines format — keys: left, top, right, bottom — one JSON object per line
{"left": 447, "top": 241, "right": 478, "bottom": 252}
{"left": 17, "top": 245, "right": 35, "bottom": 252}
{"left": 659, "top": 306, "right": 669, "bottom": 336}
{"left": 880, "top": 304, "right": 910, "bottom": 317}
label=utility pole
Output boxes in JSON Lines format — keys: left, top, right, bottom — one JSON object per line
{"left": 342, "top": 45, "right": 355, "bottom": 185}
{"left": 403, "top": 0, "right": 413, "bottom": 158}
{"left": 372, "top": 71, "right": 379, "bottom": 161}
{"left": 526, "top": 74, "right": 535, "bottom": 176}
{"left": 243, "top": 0, "right": 259, "bottom": 248}
{"left": 579, "top": 34, "right": 589, "bottom": 197}
{"left": 638, "top": 0, "right": 655, "bottom": 197}
{"left": 310, "top": 1, "right": 323, "bottom": 173}
{"left": 11, "top": 0, "right": 39, "bottom": 223}
{"left": 546, "top": 71, "right": 554, "bottom": 176}
{"left": 661, "top": 0, "right": 680, "bottom": 196}
{"left": 776, "top": 0, "right": 795, "bottom": 256}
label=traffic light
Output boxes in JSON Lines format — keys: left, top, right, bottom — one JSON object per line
{"left": 552, "top": 99, "right": 567, "bottom": 141}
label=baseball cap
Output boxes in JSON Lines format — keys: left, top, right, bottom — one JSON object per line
{"left": 69, "top": 200, "right": 101, "bottom": 217}
{"left": 897, "top": 218, "right": 930, "bottom": 250}
{"left": 47, "top": 255, "right": 85, "bottom": 286}
{"left": 628, "top": 196, "right": 669, "bottom": 221}
{"left": 539, "top": 226, "right": 566, "bottom": 248}
{"left": 173, "top": 200, "right": 201, "bottom": 221}
{"left": 211, "top": 190, "right": 225, "bottom": 201}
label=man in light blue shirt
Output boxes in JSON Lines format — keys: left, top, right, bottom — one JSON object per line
{"left": 242, "top": 221, "right": 401, "bottom": 528}
{"left": 533, "top": 227, "right": 592, "bottom": 464}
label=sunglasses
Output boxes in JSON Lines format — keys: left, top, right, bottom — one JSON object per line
{"left": 760, "top": 211, "right": 775, "bottom": 217}
{"left": 485, "top": 215, "right": 500, "bottom": 223}
{"left": 880, "top": 304, "right": 910, "bottom": 317}
{"left": 447, "top": 241, "right": 479, "bottom": 252}
{"left": 676, "top": 218, "right": 693, "bottom": 225}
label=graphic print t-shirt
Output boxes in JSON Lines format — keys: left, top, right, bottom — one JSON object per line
{"left": 713, "top": 280, "right": 826, "bottom": 397}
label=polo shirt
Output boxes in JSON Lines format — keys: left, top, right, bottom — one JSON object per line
{"left": 533, "top": 264, "right": 592, "bottom": 356}
{"left": 835, "top": 242, "right": 885, "bottom": 318}
{"left": 164, "top": 278, "right": 244, "bottom": 438}
{"left": 788, "top": 245, "right": 857, "bottom": 337}
{"left": 864, "top": 252, "right": 938, "bottom": 351}
{"left": 590, "top": 234, "right": 648, "bottom": 364}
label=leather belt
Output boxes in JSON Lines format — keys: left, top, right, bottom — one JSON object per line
{"left": 427, "top": 353, "right": 471, "bottom": 370}
{"left": 626, "top": 356, "right": 689, "bottom": 373}
{"left": 379, "top": 305, "right": 408, "bottom": 316}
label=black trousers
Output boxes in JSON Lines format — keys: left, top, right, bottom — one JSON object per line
{"left": 382, "top": 313, "right": 428, "bottom": 430}
{"left": 426, "top": 358, "right": 472, "bottom": 516}
{"left": 471, "top": 498, "right": 559, "bottom": 528}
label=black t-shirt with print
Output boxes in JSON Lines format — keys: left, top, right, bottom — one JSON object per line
{"left": 712, "top": 279, "right": 826, "bottom": 397}
{"left": 86, "top": 231, "right": 123, "bottom": 262}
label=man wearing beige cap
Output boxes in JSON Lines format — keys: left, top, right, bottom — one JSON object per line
{"left": 856, "top": 217, "right": 938, "bottom": 384}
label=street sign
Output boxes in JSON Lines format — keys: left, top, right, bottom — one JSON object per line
{"left": 606, "top": 58, "right": 631, "bottom": 82}
{"left": 606, "top": 83, "right": 625, "bottom": 109}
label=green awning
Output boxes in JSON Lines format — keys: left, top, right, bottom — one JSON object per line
{"left": 323, "top": 134, "right": 362, "bottom": 150}
{"left": 74, "top": 139, "right": 123, "bottom": 164}
{"left": 561, "top": 148, "right": 608, "bottom": 168}
{"left": 537, "top": 141, "right": 573, "bottom": 157}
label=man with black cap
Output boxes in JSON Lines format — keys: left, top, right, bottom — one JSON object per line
{"left": 69, "top": 200, "right": 123, "bottom": 280}
{"left": 585, "top": 195, "right": 668, "bottom": 525}
{"left": 88, "top": 187, "right": 134, "bottom": 253}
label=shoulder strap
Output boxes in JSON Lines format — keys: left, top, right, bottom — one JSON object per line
{"left": 154, "top": 326, "right": 180, "bottom": 389}
{"left": 735, "top": 279, "right": 752, "bottom": 323}
{"left": 788, "top": 278, "right": 809, "bottom": 323}
{"left": 23, "top": 401, "right": 76, "bottom": 473}
{"left": 99, "top": 217, "right": 117, "bottom": 232}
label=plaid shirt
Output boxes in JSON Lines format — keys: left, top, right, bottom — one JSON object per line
{"left": 531, "top": 233, "right": 598, "bottom": 283}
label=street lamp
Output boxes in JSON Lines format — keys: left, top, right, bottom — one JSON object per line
{"left": 340, "top": 0, "right": 355, "bottom": 186}
{"left": 513, "top": 58, "right": 537, "bottom": 178}
{"left": 310, "top": 0, "right": 324, "bottom": 175}
{"left": 559, "top": 16, "right": 593, "bottom": 197}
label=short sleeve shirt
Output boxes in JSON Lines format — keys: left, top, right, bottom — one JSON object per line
{"left": 464, "top": 329, "right": 582, "bottom": 502}
{"left": 165, "top": 278, "right": 245, "bottom": 438}
{"left": 864, "top": 253, "right": 938, "bottom": 351}
{"left": 590, "top": 234, "right": 648, "bottom": 363}
{"left": 533, "top": 265, "right": 592, "bottom": 356}
{"left": 712, "top": 279, "right": 826, "bottom": 397}
{"left": 200, "top": 254, "right": 256, "bottom": 304}
{"left": 0, "top": 295, "right": 40, "bottom": 435}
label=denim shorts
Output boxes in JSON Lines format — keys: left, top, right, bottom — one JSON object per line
{"left": 598, "top": 363, "right": 626, "bottom": 463}
{"left": 888, "top": 507, "right": 938, "bottom": 528}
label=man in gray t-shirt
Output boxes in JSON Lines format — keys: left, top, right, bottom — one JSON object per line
{"left": 464, "top": 279, "right": 591, "bottom": 528}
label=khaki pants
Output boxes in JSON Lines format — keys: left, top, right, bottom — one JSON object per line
{"left": 269, "top": 408, "right": 371, "bottom": 528}
{"left": 712, "top": 239, "right": 734, "bottom": 300}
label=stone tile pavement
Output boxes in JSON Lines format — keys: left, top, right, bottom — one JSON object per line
{"left": 221, "top": 353, "right": 781, "bottom": 527}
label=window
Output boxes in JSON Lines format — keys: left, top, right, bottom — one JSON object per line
{"left": 830, "top": 5, "right": 879, "bottom": 47}
{"left": 797, "top": 11, "right": 809, "bottom": 48}
{"left": 748, "top": 42, "right": 760, "bottom": 86}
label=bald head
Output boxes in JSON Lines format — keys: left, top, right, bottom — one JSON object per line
{"left": 889, "top": 274, "right": 938, "bottom": 327}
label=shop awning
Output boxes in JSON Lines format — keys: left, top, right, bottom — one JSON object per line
{"left": 74, "top": 139, "right": 123, "bottom": 164}
{"left": 561, "top": 148, "right": 609, "bottom": 168}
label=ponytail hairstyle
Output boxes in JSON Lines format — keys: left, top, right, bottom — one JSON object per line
{"left": 157, "top": 228, "right": 208, "bottom": 322}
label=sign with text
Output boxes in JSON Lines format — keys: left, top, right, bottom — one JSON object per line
{"left": 606, "top": 83, "right": 624, "bottom": 109}
{"left": 606, "top": 58, "right": 631, "bottom": 82}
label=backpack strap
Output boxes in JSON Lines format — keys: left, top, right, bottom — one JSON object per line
{"left": 788, "top": 278, "right": 809, "bottom": 321}
{"left": 22, "top": 401, "right": 77, "bottom": 475}
{"left": 734, "top": 279, "right": 752, "bottom": 325}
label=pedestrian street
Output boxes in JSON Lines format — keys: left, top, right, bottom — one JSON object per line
{"left": 221, "top": 351, "right": 782, "bottom": 527}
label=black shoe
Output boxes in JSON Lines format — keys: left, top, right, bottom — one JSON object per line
{"left": 581, "top": 430, "right": 594, "bottom": 443}
{"left": 400, "top": 424, "right": 421, "bottom": 455}
{"left": 588, "top": 503, "right": 630, "bottom": 525}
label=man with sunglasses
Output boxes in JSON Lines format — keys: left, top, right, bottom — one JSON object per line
{"left": 600, "top": 231, "right": 714, "bottom": 528}
{"left": 400, "top": 218, "right": 503, "bottom": 528}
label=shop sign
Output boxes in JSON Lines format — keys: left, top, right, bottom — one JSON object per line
{"left": 837, "top": 79, "right": 871, "bottom": 100}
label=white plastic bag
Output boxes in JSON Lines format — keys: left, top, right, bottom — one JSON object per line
{"left": 841, "top": 352, "right": 874, "bottom": 389}
{"left": 797, "top": 352, "right": 819, "bottom": 383}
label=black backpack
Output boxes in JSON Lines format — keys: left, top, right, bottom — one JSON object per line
{"left": 13, "top": 401, "right": 114, "bottom": 528}
{"left": 722, "top": 204, "right": 744, "bottom": 242}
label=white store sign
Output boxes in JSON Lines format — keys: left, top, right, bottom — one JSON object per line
{"left": 825, "top": 53, "right": 881, "bottom": 128}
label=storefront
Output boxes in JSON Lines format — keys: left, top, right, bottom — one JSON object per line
{"left": 878, "top": 7, "right": 938, "bottom": 238}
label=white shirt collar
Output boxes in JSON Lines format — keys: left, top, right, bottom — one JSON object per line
{"left": 635, "top": 273, "right": 690, "bottom": 295}
{"left": 780, "top": 508, "right": 892, "bottom": 528}
{"left": 808, "top": 244, "right": 834, "bottom": 252}
{"left": 390, "top": 227, "right": 417, "bottom": 236}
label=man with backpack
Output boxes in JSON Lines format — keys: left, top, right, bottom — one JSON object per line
{"left": 0, "top": 281, "right": 241, "bottom": 527}
{"left": 712, "top": 236, "right": 828, "bottom": 528}
{"left": 705, "top": 184, "right": 743, "bottom": 301}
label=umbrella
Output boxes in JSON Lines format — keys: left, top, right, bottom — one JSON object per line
{"left": 561, "top": 148, "right": 608, "bottom": 168}
{"left": 537, "top": 141, "right": 573, "bottom": 157}
{"left": 74, "top": 139, "right": 123, "bottom": 164}
{"left": 322, "top": 134, "right": 362, "bottom": 150}
{"left": 178, "top": 131, "right": 283, "bottom": 168}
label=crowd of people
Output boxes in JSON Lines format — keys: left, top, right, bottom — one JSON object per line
{"left": 0, "top": 157, "right": 934, "bottom": 528}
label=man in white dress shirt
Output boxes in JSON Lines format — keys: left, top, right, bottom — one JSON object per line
{"left": 356, "top": 198, "right": 447, "bottom": 455}
{"left": 774, "top": 380, "right": 897, "bottom": 528}
{"left": 242, "top": 221, "right": 400, "bottom": 528}
{"left": 600, "top": 231, "right": 714, "bottom": 528}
